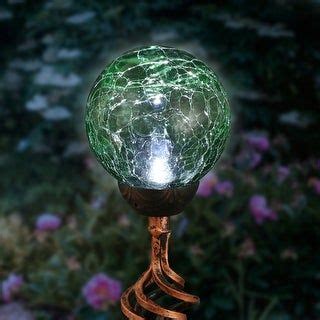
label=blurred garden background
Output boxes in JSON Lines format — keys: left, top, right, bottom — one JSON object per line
{"left": 1, "top": 0, "right": 320, "bottom": 319}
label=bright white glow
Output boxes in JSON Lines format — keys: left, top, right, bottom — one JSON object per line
{"left": 148, "top": 157, "right": 173, "bottom": 185}
{"left": 147, "top": 138, "right": 173, "bottom": 186}
{"left": 150, "top": 94, "right": 164, "bottom": 107}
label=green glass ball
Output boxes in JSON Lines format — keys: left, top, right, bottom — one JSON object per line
{"left": 86, "top": 45, "right": 230, "bottom": 190}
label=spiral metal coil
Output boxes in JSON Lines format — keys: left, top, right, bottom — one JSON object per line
{"left": 121, "top": 217, "right": 199, "bottom": 319}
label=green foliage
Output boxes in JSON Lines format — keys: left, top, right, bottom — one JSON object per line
{"left": 1, "top": 157, "right": 320, "bottom": 319}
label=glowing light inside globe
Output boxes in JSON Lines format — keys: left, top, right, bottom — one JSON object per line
{"left": 148, "top": 138, "right": 173, "bottom": 186}
{"left": 86, "top": 45, "right": 231, "bottom": 189}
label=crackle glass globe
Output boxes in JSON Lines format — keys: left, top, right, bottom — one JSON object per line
{"left": 86, "top": 45, "right": 231, "bottom": 190}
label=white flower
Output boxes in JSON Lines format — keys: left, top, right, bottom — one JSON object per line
{"left": 151, "top": 30, "right": 178, "bottom": 42}
{"left": 42, "top": 47, "right": 81, "bottom": 62}
{"left": 8, "top": 0, "right": 25, "bottom": 4}
{"left": 34, "top": 66, "right": 81, "bottom": 87}
{"left": 0, "top": 9, "right": 13, "bottom": 20}
{"left": 4, "top": 71, "right": 22, "bottom": 89}
{"left": 44, "top": 0, "right": 72, "bottom": 9}
{"left": 63, "top": 141, "right": 87, "bottom": 157}
{"left": 41, "top": 106, "right": 71, "bottom": 121}
{"left": 42, "top": 47, "right": 58, "bottom": 62}
{"left": 235, "top": 90, "right": 266, "bottom": 101}
{"left": 25, "top": 94, "right": 48, "bottom": 111}
{"left": 57, "top": 48, "right": 82, "bottom": 60}
{"left": 66, "top": 11, "right": 95, "bottom": 24}
{"left": 279, "top": 111, "right": 313, "bottom": 128}
{"left": 212, "top": 13, "right": 294, "bottom": 38}
{"left": 10, "top": 59, "right": 42, "bottom": 71}
{"left": 42, "top": 34, "right": 55, "bottom": 45}
{"left": 16, "top": 139, "right": 29, "bottom": 152}
{"left": 257, "top": 24, "right": 294, "bottom": 38}
{"left": 18, "top": 40, "right": 37, "bottom": 52}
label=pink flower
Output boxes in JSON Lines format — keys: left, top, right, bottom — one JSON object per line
{"left": 1, "top": 274, "right": 24, "bottom": 302}
{"left": 277, "top": 166, "right": 290, "bottom": 183}
{"left": 249, "top": 195, "right": 277, "bottom": 224}
{"left": 249, "top": 151, "right": 262, "bottom": 168}
{"left": 309, "top": 178, "right": 320, "bottom": 195}
{"left": 235, "top": 149, "right": 262, "bottom": 169}
{"left": 246, "top": 133, "right": 270, "bottom": 152}
{"left": 36, "top": 213, "right": 61, "bottom": 231}
{"left": 84, "top": 156, "right": 95, "bottom": 170}
{"left": 82, "top": 273, "right": 122, "bottom": 310}
{"left": 196, "top": 172, "right": 217, "bottom": 197}
{"left": 214, "top": 180, "right": 234, "bottom": 197}
{"left": 90, "top": 195, "right": 106, "bottom": 209}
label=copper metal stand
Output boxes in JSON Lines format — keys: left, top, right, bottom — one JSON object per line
{"left": 121, "top": 217, "right": 199, "bottom": 319}
{"left": 119, "top": 183, "right": 200, "bottom": 319}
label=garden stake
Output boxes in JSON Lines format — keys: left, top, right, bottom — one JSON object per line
{"left": 85, "top": 45, "right": 231, "bottom": 319}
{"left": 118, "top": 184, "right": 200, "bottom": 319}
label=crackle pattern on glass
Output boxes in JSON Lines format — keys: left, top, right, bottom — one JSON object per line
{"left": 86, "top": 45, "right": 231, "bottom": 189}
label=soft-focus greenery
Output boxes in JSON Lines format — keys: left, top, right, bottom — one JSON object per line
{"left": 0, "top": 1, "right": 319, "bottom": 319}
